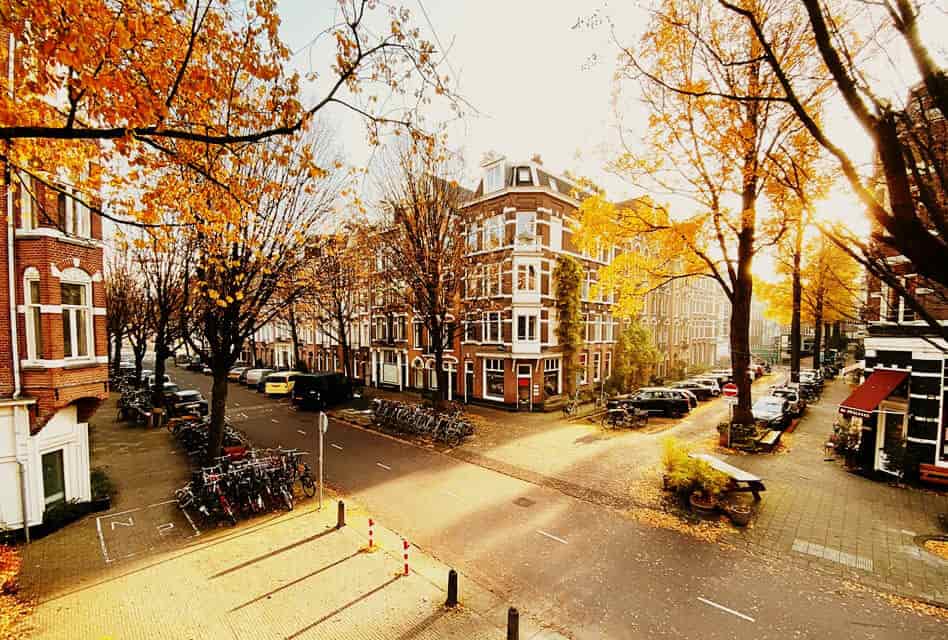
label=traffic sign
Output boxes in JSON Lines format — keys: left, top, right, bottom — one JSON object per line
{"left": 722, "top": 382, "right": 738, "bottom": 398}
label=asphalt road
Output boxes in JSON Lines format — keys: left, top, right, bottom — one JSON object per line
{"left": 170, "top": 366, "right": 944, "bottom": 639}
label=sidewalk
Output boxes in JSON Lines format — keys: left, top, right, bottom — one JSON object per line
{"left": 19, "top": 395, "right": 561, "bottom": 640}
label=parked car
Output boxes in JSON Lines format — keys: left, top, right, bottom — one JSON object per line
{"left": 144, "top": 373, "right": 172, "bottom": 389}
{"left": 264, "top": 371, "right": 300, "bottom": 396}
{"left": 667, "top": 388, "right": 698, "bottom": 409}
{"left": 709, "top": 369, "right": 733, "bottom": 385}
{"left": 170, "top": 389, "right": 209, "bottom": 417}
{"left": 690, "top": 377, "right": 721, "bottom": 396}
{"left": 752, "top": 395, "right": 790, "bottom": 429}
{"left": 620, "top": 388, "right": 691, "bottom": 418}
{"left": 291, "top": 373, "right": 353, "bottom": 409}
{"left": 770, "top": 386, "right": 804, "bottom": 417}
{"left": 201, "top": 365, "right": 212, "bottom": 375}
{"left": 186, "top": 359, "right": 205, "bottom": 372}
{"left": 244, "top": 369, "right": 273, "bottom": 387}
{"left": 228, "top": 367, "right": 250, "bottom": 382}
{"left": 670, "top": 381, "right": 712, "bottom": 401}
{"left": 238, "top": 368, "right": 255, "bottom": 384}
{"left": 255, "top": 371, "right": 277, "bottom": 392}
{"left": 174, "top": 354, "right": 191, "bottom": 365}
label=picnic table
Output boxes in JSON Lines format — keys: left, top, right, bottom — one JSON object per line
{"left": 690, "top": 453, "right": 766, "bottom": 501}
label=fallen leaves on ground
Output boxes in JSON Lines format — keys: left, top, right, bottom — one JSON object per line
{"left": 843, "top": 580, "right": 948, "bottom": 621}
{"left": 626, "top": 469, "right": 736, "bottom": 544}
{"left": 697, "top": 435, "right": 749, "bottom": 456}
{"left": 0, "top": 546, "right": 32, "bottom": 640}
{"left": 923, "top": 539, "right": 948, "bottom": 561}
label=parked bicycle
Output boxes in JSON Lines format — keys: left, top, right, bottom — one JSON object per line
{"left": 602, "top": 406, "right": 648, "bottom": 429}
{"left": 370, "top": 398, "right": 475, "bottom": 446}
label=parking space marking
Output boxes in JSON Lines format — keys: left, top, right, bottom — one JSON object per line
{"left": 697, "top": 597, "right": 755, "bottom": 622}
{"left": 96, "top": 517, "right": 110, "bottom": 563}
{"left": 96, "top": 502, "right": 200, "bottom": 564}
{"left": 537, "top": 530, "right": 568, "bottom": 545}
{"left": 331, "top": 443, "right": 343, "bottom": 451}
{"left": 376, "top": 462, "right": 392, "bottom": 471}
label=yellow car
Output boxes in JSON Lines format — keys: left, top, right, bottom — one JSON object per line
{"left": 264, "top": 372, "right": 299, "bottom": 396}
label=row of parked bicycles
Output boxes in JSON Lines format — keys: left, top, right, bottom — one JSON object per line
{"left": 370, "top": 398, "right": 475, "bottom": 447}
{"left": 168, "top": 414, "right": 249, "bottom": 461}
{"left": 174, "top": 446, "right": 316, "bottom": 526}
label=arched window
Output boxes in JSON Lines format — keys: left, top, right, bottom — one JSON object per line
{"left": 60, "top": 268, "right": 93, "bottom": 359}
{"left": 23, "top": 267, "right": 42, "bottom": 360}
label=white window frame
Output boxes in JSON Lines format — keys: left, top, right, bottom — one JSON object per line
{"left": 19, "top": 174, "right": 37, "bottom": 230}
{"left": 578, "top": 353, "right": 588, "bottom": 385}
{"left": 60, "top": 186, "right": 91, "bottom": 238}
{"left": 483, "top": 358, "right": 505, "bottom": 401}
{"left": 605, "top": 351, "right": 612, "bottom": 378}
{"left": 542, "top": 358, "right": 561, "bottom": 396}
{"left": 483, "top": 311, "right": 501, "bottom": 343}
{"left": 516, "top": 312, "right": 537, "bottom": 342}
{"left": 517, "top": 166, "right": 531, "bottom": 183}
{"left": 515, "top": 211, "right": 537, "bottom": 246}
{"left": 24, "top": 268, "right": 42, "bottom": 360}
{"left": 485, "top": 164, "right": 504, "bottom": 193}
{"left": 485, "top": 214, "right": 504, "bottom": 249}
{"left": 516, "top": 263, "right": 538, "bottom": 292}
{"left": 61, "top": 278, "right": 93, "bottom": 360}
{"left": 467, "top": 223, "right": 479, "bottom": 251}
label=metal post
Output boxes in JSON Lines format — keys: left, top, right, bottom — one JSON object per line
{"left": 318, "top": 411, "right": 327, "bottom": 510}
{"left": 506, "top": 607, "right": 519, "bottom": 640}
{"left": 336, "top": 500, "right": 346, "bottom": 528}
{"left": 445, "top": 569, "right": 458, "bottom": 608}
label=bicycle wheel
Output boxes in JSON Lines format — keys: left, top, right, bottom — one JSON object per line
{"left": 300, "top": 474, "right": 316, "bottom": 498}
{"left": 281, "top": 486, "right": 295, "bottom": 511}
{"left": 219, "top": 496, "right": 238, "bottom": 526}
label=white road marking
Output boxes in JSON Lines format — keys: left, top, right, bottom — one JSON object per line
{"left": 146, "top": 499, "right": 176, "bottom": 509}
{"left": 331, "top": 443, "right": 344, "bottom": 451}
{"left": 697, "top": 597, "right": 755, "bottom": 622}
{"left": 376, "top": 462, "right": 392, "bottom": 471}
{"left": 441, "top": 489, "right": 460, "bottom": 499}
{"left": 271, "top": 419, "right": 279, "bottom": 424}
{"left": 95, "top": 517, "right": 111, "bottom": 564}
{"left": 536, "top": 530, "right": 568, "bottom": 545}
{"left": 297, "top": 430, "right": 307, "bottom": 436}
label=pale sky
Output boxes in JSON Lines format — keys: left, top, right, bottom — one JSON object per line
{"left": 274, "top": 0, "right": 947, "bottom": 279}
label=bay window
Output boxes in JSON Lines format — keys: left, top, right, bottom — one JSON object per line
{"left": 25, "top": 271, "right": 42, "bottom": 360}
{"left": 516, "top": 313, "right": 537, "bottom": 341}
{"left": 515, "top": 212, "right": 536, "bottom": 246}
{"left": 61, "top": 281, "right": 92, "bottom": 359}
{"left": 516, "top": 263, "right": 537, "bottom": 292}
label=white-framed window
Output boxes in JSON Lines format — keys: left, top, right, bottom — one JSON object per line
{"left": 395, "top": 316, "right": 406, "bottom": 341}
{"left": 548, "top": 176, "right": 559, "bottom": 193}
{"left": 413, "top": 321, "right": 424, "bottom": 348}
{"left": 485, "top": 164, "right": 504, "bottom": 193}
{"left": 543, "top": 358, "right": 560, "bottom": 396}
{"left": 582, "top": 272, "right": 590, "bottom": 299}
{"left": 59, "top": 187, "right": 91, "bottom": 237}
{"left": 467, "top": 223, "right": 479, "bottom": 251}
{"left": 516, "top": 313, "right": 537, "bottom": 341}
{"left": 61, "top": 280, "right": 92, "bottom": 359}
{"left": 578, "top": 353, "right": 588, "bottom": 385}
{"left": 593, "top": 352, "right": 601, "bottom": 382}
{"left": 483, "top": 311, "right": 501, "bottom": 343}
{"left": 19, "top": 174, "right": 38, "bottom": 230}
{"left": 516, "top": 263, "right": 537, "bottom": 292}
{"left": 484, "top": 358, "right": 504, "bottom": 400}
{"left": 516, "top": 166, "right": 532, "bottom": 184}
{"left": 515, "top": 212, "right": 536, "bottom": 246}
{"left": 464, "top": 314, "right": 477, "bottom": 341}
{"left": 485, "top": 214, "right": 504, "bottom": 249}
{"left": 605, "top": 352, "right": 612, "bottom": 378}
{"left": 24, "top": 269, "right": 42, "bottom": 360}
{"left": 583, "top": 314, "right": 591, "bottom": 342}
{"left": 487, "top": 263, "right": 501, "bottom": 296}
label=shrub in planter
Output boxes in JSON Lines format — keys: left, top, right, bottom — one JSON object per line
{"left": 41, "top": 499, "right": 90, "bottom": 534}
{"left": 724, "top": 502, "right": 753, "bottom": 526}
{"left": 661, "top": 437, "right": 730, "bottom": 504}
{"left": 90, "top": 467, "right": 115, "bottom": 512}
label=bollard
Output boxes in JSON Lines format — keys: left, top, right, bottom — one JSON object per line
{"left": 402, "top": 539, "right": 409, "bottom": 576}
{"left": 336, "top": 500, "right": 346, "bottom": 529}
{"left": 445, "top": 569, "right": 458, "bottom": 608}
{"left": 368, "top": 518, "right": 374, "bottom": 549}
{"left": 506, "top": 607, "right": 519, "bottom": 640}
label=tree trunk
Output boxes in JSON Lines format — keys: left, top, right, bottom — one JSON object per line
{"left": 431, "top": 317, "right": 447, "bottom": 407}
{"left": 151, "top": 324, "right": 169, "bottom": 409}
{"left": 111, "top": 333, "right": 123, "bottom": 378}
{"left": 288, "top": 305, "right": 303, "bottom": 371}
{"left": 206, "top": 368, "right": 229, "bottom": 464}
{"left": 790, "top": 219, "right": 803, "bottom": 383}
{"left": 812, "top": 301, "right": 824, "bottom": 370}
{"left": 133, "top": 343, "right": 146, "bottom": 385}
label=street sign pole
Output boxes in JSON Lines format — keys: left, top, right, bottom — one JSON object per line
{"left": 318, "top": 411, "right": 328, "bottom": 510}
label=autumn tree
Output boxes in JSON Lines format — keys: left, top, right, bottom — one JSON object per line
{"left": 124, "top": 283, "right": 152, "bottom": 384}
{"left": 579, "top": 0, "right": 825, "bottom": 425}
{"left": 716, "top": 0, "right": 948, "bottom": 340}
{"left": 553, "top": 255, "right": 583, "bottom": 397}
{"left": 373, "top": 141, "right": 470, "bottom": 405}
{"left": 305, "top": 232, "right": 368, "bottom": 381}
{"left": 607, "top": 318, "right": 660, "bottom": 393}
{"left": 181, "top": 126, "right": 340, "bottom": 460}
{"left": 104, "top": 254, "right": 136, "bottom": 378}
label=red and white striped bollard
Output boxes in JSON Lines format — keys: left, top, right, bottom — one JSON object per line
{"left": 402, "top": 538, "right": 409, "bottom": 576}
{"left": 368, "top": 518, "right": 374, "bottom": 549}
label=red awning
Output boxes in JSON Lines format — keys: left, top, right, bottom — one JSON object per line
{"left": 838, "top": 369, "right": 908, "bottom": 418}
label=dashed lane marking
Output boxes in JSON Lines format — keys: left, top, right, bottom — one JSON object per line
{"left": 297, "top": 430, "right": 307, "bottom": 436}
{"left": 331, "top": 443, "right": 343, "bottom": 451}
{"left": 441, "top": 489, "right": 460, "bottom": 499}
{"left": 536, "top": 530, "right": 568, "bottom": 545}
{"left": 697, "top": 597, "right": 755, "bottom": 622}
{"left": 376, "top": 462, "right": 392, "bottom": 471}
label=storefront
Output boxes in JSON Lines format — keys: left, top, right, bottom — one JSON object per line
{"left": 838, "top": 368, "right": 909, "bottom": 475}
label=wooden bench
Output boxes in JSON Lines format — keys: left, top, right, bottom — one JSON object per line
{"left": 690, "top": 453, "right": 766, "bottom": 501}
{"left": 920, "top": 464, "right": 948, "bottom": 487}
{"left": 755, "top": 429, "right": 781, "bottom": 452}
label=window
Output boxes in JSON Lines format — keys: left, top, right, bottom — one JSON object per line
{"left": 516, "top": 313, "right": 537, "bottom": 341}
{"left": 42, "top": 450, "right": 66, "bottom": 507}
{"left": 605, "top": 352, "right": 612, "bottom": 378}
{"left": 464, "top": 315, "right": 477, "bottom": 341}
{"left": 593, "top": 352, "right": 601, "bottom": 381}
{"left": 516, "top": 166, "right": 532, "bottom": 184}
{"left": 548, "top": 176, "right": 558, "bottom": 193}
{"left": 395, "top": 316, "right": 406, "bottom": 341}
{"left": 543, "top": 359, "right": 560, "bottom": 396}
{"left": 485, "top": 214, "right": 504, "bottom": 248}
{"left": 487, "top": 263, "right": 501, "bottom": 296}
{"left": 515, "top": 212, "right": 536, "bottom": 246}
{"left": 584, "top": 314, "right": 591, "bottom": 342}
{"left": 591, "top": 314, "right": 601, "bottom": 342}
{"left": 413, "top": 321, "right": 424, "bottom": 349}
{"left": 25, "top": 272, "right": 42, "bottom": 360}
{"left": 444, "top": 322, "right": 456, "bottom": 350}
{"left": 485, "top": 164, "right": 504, "bottom": 193}
{"left": 578, "top": 353, "right": 588, "bottom": 385}
{"left": 582, "top": 272, "right": 590, "bottom": 299}
{"left": 19, "top": 174, "right": 37, "bottom": 230}
{"left": 59, "top": 188, "right": 91, "bottom": 237}
{"left": 484, "top": 358, "right": 504, "bottom": 400}
{"left": 516, "top": 263, "right": 537, "bottom": 292}
{"left": 483, "top": 312, "right": 501, "bottom": 343}
{"left": 467, "top": 224, "right": 479, "bottom": 251}
{"left": 61, "top": 281, "right": 91, "bottom": 358}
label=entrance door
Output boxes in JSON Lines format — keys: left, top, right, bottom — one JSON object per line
{"left": 465, "top": 362, "right": 474, "bottom": 402}
{"left": 876, "top": 401, "right": 907, "bottom": 474}
{"left": 42, "top": 450, "right": 66, "bottom": 507}
{"left": 517, "top": 364, "right": 532, "bottom": 410}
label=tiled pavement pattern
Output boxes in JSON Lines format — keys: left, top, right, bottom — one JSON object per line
{"left": 717, "top": 379, "right": 948, "bottom": 606}
{"left": 21, "top": 396, "right": 559, "bottom": 640}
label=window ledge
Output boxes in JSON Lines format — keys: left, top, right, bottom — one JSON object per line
{"left": 64, "top": 360, "right": 99, "bottom": 370}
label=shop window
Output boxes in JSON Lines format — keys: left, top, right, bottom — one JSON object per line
{"left": 42, "top": 450, "right": 65, "bottom": 507}
{"left": 484, "top": 358, "right": 504, "bottom": 400}
{"left": 543, "top": 358, "right": 560, "bottom": 396}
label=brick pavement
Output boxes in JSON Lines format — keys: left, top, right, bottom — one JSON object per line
{"left": 19, "top": 395, "right": 559, "bottom": 640}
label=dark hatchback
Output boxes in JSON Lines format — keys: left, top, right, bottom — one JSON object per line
{"left": 670, "top": 381, "right": 712, "bottom": 401}
{"left": 170, "top": 389, "right": 209, "bottom": 417}
{"left": 610, "top": 389, "right": 690, "bottom": 418}
{"left": 291, "top": 373, "right": 353, "bottom": 410}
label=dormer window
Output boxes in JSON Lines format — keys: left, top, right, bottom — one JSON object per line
{"left": 516, "top": 166, "right": 532, "bottom": 185}
{"left": 485, "top": 163, "right": 504, "bottom": 193}
{"left": 548, "top": 177, "right": 558, "bottom": 192}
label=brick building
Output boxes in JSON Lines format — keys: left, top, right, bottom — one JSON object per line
{"left": 0, "top": 35, "right": 108, "bottom": 531}
{"left": 840, "top": 82, "right": 948, "bottom": 477}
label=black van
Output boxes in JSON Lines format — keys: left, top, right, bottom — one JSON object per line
{"left": 291, "top": 373, "right": 353, "bottom": 409}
